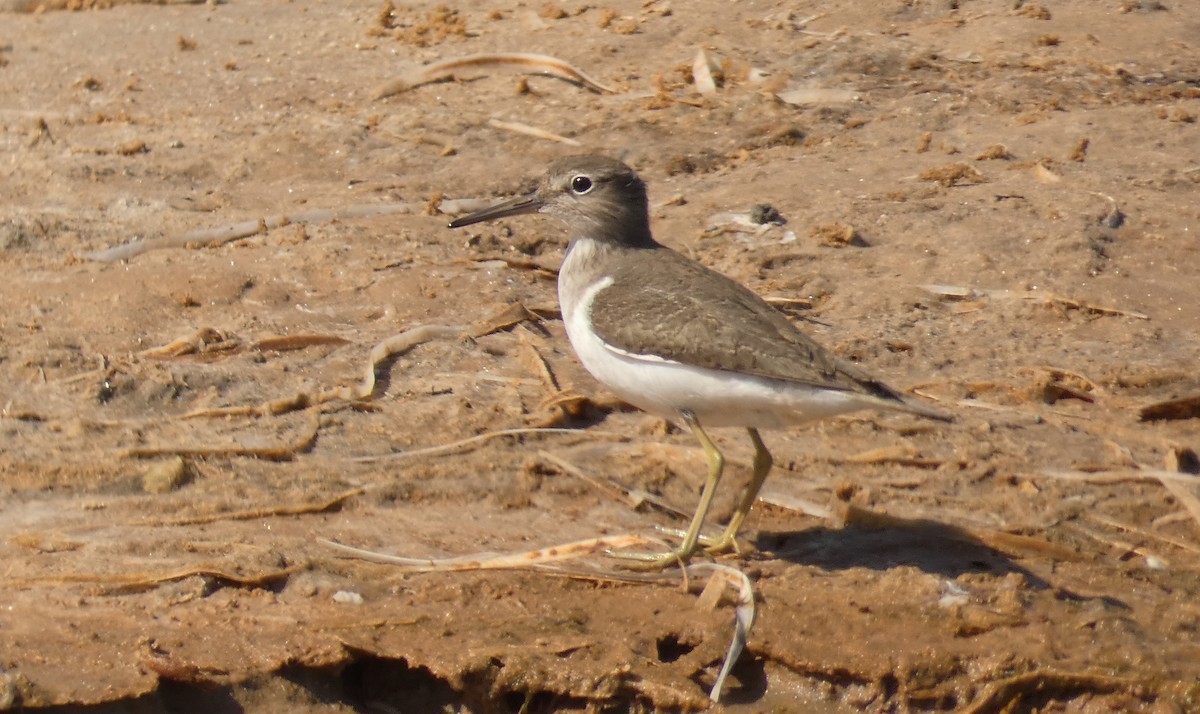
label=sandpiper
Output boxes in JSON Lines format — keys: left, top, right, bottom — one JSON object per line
{"left": 449, "top": 155, "right": 947, "bottom": 567}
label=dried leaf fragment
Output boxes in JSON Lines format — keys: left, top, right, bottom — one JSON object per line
{"left": 117, "top": 139, "right": 149, "bottom": 156}
{"left": 539, "top": 2, "right": 567, "bottom": 19}
{"left": 1069, "top": 137, "right": 1089, "bottom": 162}
{"left": 1013, "top": 4, "right": 1051, "bottom": 19}
{"left": 692, "top": 48, "right": 718, "bottom": 96}
{"left": 975, "top": 144, "right": 1012, "bottom": 160}
{"left": 388, "top": 4, "right": 467, "bottom": 46}
{"left": 1032, "top": 161, "right": 1062, "bottom": 183}
{"left": 810, "top": 222, "right": 865, "bottom": 248}
{"left": 919, "top": 162, "right": 986, "bottom": 187}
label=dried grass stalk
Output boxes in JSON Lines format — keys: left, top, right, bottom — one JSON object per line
{"left": 487, "top": 118, "right": 582, "bottom": 146}
{"left": 81, "top": 200, "right": 495, "bottom": 262}
{"left": 372, "top": 52, "right": 616, "bottom": 99}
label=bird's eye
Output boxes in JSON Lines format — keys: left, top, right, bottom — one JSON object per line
{"left": 570, "top": 175, "right": 594, "bottom": 194}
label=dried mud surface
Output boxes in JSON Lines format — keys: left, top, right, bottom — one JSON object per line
{"left": 2, "top": 1, "right": 1200, "bottom": 712}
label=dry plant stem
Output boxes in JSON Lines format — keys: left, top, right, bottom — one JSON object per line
{"left": 58, "top": 355, "right": 109, "bottom": 385}
{"left": 487, "top": 118, "right": 581, "bottom": 146}
{"left": 537, "top": 449, "right": 690, "bottom": 518}
{"left": 354, "top": 427, "right": 627, "bottom": 463}
{"left": 331, "top": 303, "right": 544, "bottom": 404}
{"left": 838, "top": 444, "right": 946, "bottom": 469}
{"left": 922, "top": 284, "right": 1150, "bottom": 320}
{"left": 124, "top": 302, "right": 555, "bottom": 462}
{"left": 371, "top": 52, "right": 617, "bottom": 99}
{"left": 467, "top": 254, "right": 561, "bottom": 276}
{"left": 519, "top": 332, "right": 600, "bottom": 426}
{"left": 1040, "top": 468, "right": 1200, "bottom": 485}
{"left": 949, "top": 397, "right": 1087, "bottom": 424}
{"left": 139, "top": 327, "right": 233, "bottom": 358}
{"left": 81, "top": 200, "right": 495, "bottom": 262}
{"left": 320, "top": 325, "right": 465, "bottom": 402}
{"left": 1067, "top": 520, "right": 1164, "bottom": 563}
{"left": 185, "top": 392, "right": 315, "bottom": 419}
{"left": 133, "top": 487, "right": 364, "bottom": 527}
{"left": 321, "top": 534, "right": 653, "bottom": 571}
{"left": 1153, "top": 511, "right": 1193, "bottom": 527}
{"left": 9, "top": 562, "right": 306, "bottom": 594}
{"left": 324, "top": 535, "right": 719, "bottom": 585}
{"left": 254, "top": 334, "right": 351, "bottom": 351}
{"left": 689, "top": 563, "right": 755, "bottom": 703}
{"left": 189, "top": 304, "right": 532, "bottom": 418}
{"left": 537, "top": 449, "right": 629, "bottom": 504}
{"left": 122, "top": 408, "right": 321, "bottom": 461}
{"left": 1030, "top": 292, "right": 1150, "bottom": 319}
{"left": 519, "top": 334, "right": 561, "bottom": 393}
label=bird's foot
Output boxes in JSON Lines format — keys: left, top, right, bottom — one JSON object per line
{"left": 702, "top": 533, "right": 741, "bottom": 557}
{"left": 653, "top": 525, "right": 742, "bottom": 556}
{"left": 605, "top": 544, "right": 698, "bottom": 571}
{"left": 604, "top": 527, "right": 744, "bottom": 570}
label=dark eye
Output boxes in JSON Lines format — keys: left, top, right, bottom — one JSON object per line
{"left": 570, "top": 175, "right": 594, "bottom": 194}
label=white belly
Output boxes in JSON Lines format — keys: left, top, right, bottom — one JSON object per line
{"left": 560, "top": 276, "right": 875, "bottom": 429}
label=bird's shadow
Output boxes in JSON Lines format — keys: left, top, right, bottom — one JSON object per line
{"left": 752, "top": 512, "right": 1052, "bottom": 588}
{"left": 756, "top": 515, "right": 1127, "bottom": 609}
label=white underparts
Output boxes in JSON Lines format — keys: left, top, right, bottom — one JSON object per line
{"left": 560, "top": 272, "right": 881, "bottom": 429}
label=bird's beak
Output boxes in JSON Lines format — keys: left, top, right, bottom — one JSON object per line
{"left": 447, "top": 191, "right": 544, "bottom": 228}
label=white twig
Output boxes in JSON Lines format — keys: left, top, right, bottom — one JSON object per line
{"left": 689, "top": 563, "right": 756, "bottom": 703}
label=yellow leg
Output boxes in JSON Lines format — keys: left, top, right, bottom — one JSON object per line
{"left": 708, "top": 427, "right": 773, "bottom": 555}
{"left": 610, "top": 411, "right": 725, "bottom": 569}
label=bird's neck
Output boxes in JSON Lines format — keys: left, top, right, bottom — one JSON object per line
{"left": 570, "top": 216, "right": 658, "bottom": 251}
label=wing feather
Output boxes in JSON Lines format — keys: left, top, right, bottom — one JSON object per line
{"left": 587, "top": 249, "right": 899, "bottom": 400}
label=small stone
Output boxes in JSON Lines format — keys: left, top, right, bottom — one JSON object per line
{"left": 1100, "top": 207, "right": 1124, "bottom": 229}
{"left": 748, "top": 203, "right": 785, "bottom": 225}
{"left": 333, "top": 590, "right": 365, "bottom": 605}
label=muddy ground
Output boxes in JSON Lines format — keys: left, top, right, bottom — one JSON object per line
{"left": 2, "top": 0, "right": 1199, "bottom": 711}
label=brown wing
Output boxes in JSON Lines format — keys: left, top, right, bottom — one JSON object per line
{"left": 587, "top": 248, "right": 909, "bottom": 404}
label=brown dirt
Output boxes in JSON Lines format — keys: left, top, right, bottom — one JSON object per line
{"left": 2, "top": 1, "right": 1200, "bottom": 712}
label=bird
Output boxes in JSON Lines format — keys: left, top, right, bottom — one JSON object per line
{"left": 448, "top": 155, "right": 948, "bottom": 568}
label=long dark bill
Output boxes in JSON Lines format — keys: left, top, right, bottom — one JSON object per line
{"left": 447, "top": 192, "right": 543, "bottom": 228}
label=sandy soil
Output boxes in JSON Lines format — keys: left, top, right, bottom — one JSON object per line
{"left": 2, "top": 0, "right": 1200, "bottom": 711}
